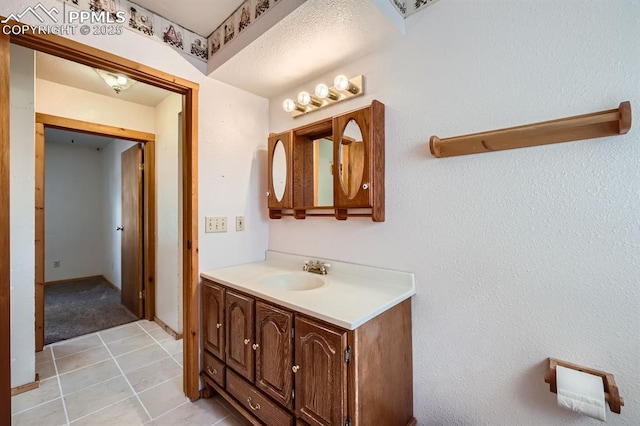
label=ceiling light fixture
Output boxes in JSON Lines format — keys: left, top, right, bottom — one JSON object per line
{"left": 283, "top": 74, "right": 364, "bottom": 118}
{"left": 95, "top": 69, "right": 136, "bottom": 94}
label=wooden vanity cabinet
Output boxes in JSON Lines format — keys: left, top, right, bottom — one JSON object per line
{"left": 226, "top": 291, "right": 255, "bottom": 382}
{"left": 294, "top": 316, "right": 347, "bottom": 425}
{"left": 201, "top": 278, "right": 415, "bottom": 426}
{"left": 202, "top": 282, "right": 225, "bottom": 359}
{"left": 256, "top": 302, "right": 294, "bottom": 409}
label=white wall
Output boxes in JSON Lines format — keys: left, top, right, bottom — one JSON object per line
{"left": 44, "top": 143, "right": 104, "bottom": 282}
{"left": 3, "top": 0, "right": 269, "bottom": 387}
{"left": 154, "top": 93, "right": 182, "bottom": 332}
{"left": 268, "top": 1, "right": 640, "bottom": 425}
{"left": 9, "top": 44, "right": 35, "bottom": 389}
{"left": 101, "top": 139, "right": 137, "bottom": 289}
{"left": 36, "top": 79, "right": 155, "bottom": 133}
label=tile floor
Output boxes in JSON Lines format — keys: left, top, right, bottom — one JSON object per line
{"left": 11, "top": 320, "right": 249, "bottom": 426}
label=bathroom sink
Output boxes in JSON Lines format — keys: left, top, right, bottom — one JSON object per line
{"left": 259, "top": 272, "right": 325, "bottom": 291}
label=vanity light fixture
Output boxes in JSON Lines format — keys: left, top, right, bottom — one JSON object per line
{"left": 95, "top": 69, "right": 136, "bottom": 94}
{"left": 297, "top": 91, "right": 322, "bottom": 107}
{"left": 282, "top": 98, "right": 306, "bottom": 113}
{"left": 315, "top": 83, "right": 339, "bottom": 101}
{"left": 282, "top": 74, "right": 364, "bottom": 118}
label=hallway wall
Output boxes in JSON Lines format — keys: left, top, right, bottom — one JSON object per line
{"left": 44, "top": 143, "right": 104, "bottom": 282}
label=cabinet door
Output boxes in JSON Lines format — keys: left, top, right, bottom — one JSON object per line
{"left": 333, "top": 100, "right": 384, "bottom": 221}
{"left": 268, "top": 131, "right": 293, "bottom": 216}
{"left": 202, "top": 281, "right": 225, "bottom": 360}
{"left": 226, "top": 291, "right": 255, "bottom": 381}
{"left": 294, "top": 316, "right": 348, "bottom": 426}
{"left": 255, "top": 302, "right": 294, "bottom": 409}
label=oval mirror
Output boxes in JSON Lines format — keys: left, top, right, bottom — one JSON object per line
{"left": 272, "top": 140, "right": 287, "bottom": 202}
{"left": 339, "top": 119, "right": 364, "bottom": 199}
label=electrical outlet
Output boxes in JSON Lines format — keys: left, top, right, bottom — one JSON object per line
{"left": 205, "top": 216, "right": 227, "bottom": 233}
{"left": 53, "top": 260, "right": 61, "bottom": 268}
{"left": 236, "top": 216, "right": 245, "bottom": 231}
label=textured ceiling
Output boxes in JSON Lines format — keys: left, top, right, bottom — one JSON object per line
{"left": 36, "top": 2, "right": 408, "bottom": 100}
{"left": 36, "top": 52, "right": 173, "bottom": 107}
{"left": 209, "top": 0, "right": 403, "bottom": 98}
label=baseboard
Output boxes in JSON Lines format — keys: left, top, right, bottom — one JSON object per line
{"left": 44, "top": 275, "right": 121, "bottom": 293}
{"left": 11, "top": 374, "right": 39, "bottom": 396}
{"left": 45, "top": 275, "right": 103, "bottom": 286}
{"left": 153, "top": 316, "right": 183, "bottom": 340}
{"left": 100, "top": 276, "right": 120, "bottom": 292}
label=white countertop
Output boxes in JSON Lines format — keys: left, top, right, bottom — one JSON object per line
{"left": 200, "top": 251, "right": 415, "bottom": 330}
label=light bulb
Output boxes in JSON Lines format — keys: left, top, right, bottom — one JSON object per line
{"left": 315, "top": 83, "right": 329, "bottom": 99}
{"left": 116, "top": 75, "right": 128, "bottom": 85}
{"left": 297, "top": 91, "right": 311, "bottom": 106}
{"left": 334, "top": 75, "right": 350, "bottom": 91}
{"left": 282, "top": 98, "right": 296, "bottom": 112}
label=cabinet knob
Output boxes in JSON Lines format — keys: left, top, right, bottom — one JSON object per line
{"left": 292, "top": 365, "right": 300, "bottom": 373}
{"left": 247, "top": 397, "right": 261, "bottom": 411}
{"left": 252, "top": 343, "right": 259, "bottom": 351}
{"left": 362, "top": 183, "right": 369, "bottom": 190}
{"left": 265, "top": 191, "right": 270, "bottom": 197}
{"left": 206, "top": 366, "right": 217, "bottom": 376}
{"left": 244, "top": 338, "right": 250, "bottom": 345}
{"left": 216, "top": 323, "right": 222, "bottom": 329}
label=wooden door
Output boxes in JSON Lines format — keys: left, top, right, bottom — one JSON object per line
{"left": 121, "top": 144, "right": 143, "bottom": 317}
{"left": 202, "top": 280, "right": 225, "bottom": 360}
{"left": 294, "top": 316, "right": 348, "bottom": 426}
{"left": 255, "top": 302, "right": 294, "bottom": 409}
{"left": 226, "top": 291, "right": 254, "bottom": 381}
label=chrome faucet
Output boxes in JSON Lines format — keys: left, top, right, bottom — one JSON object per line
{"left": 303, "top": 260, "right": 330, "bottom": 275}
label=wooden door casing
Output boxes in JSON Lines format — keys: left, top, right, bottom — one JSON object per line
{"left": 255, "top": 302, "right": 294, "bottom": 410}
{"left": 121, "top": 144, "right": 143, "bottom": 317}
{"left": 203, "top": 281, "right": 225, "bottom": 360}
{"left": 225, "top": 291, "right": 255, "bottom": 381}
{"left": 294, "top": 316, "right": 348, "bottom": 426}
{"left": 0, "top": 32, "right": 11, "bottom": 424}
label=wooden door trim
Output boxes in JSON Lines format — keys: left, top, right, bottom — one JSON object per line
{"left": 2, "top": 21, "right": 200, "bottom": 402}
{"left": 35, "top": 113, "right": 156, "bottom": 142}
{"left": 34, "top": 123, "right": 45, "bottom": 351}
{"left": 0, "top": 31, "right": 11, "bottom": 425}
{"left": 34, "top": 115, "right": 157, "bottom": 350}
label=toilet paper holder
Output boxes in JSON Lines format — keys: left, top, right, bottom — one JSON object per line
{"left": 544, "top": 358, "right": 624, "bottom": 414}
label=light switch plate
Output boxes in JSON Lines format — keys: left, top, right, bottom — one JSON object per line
{"left": 236, "top": 216, "right": 245, "bottom": 231}
{"left": 205, "top": 216, "right": 227, "bottom": 233}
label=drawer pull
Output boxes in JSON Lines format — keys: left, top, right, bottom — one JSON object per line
{"left": 252, "top": 343, "right": 259, "bottom": 351}
{"left": 292, "top": 365, "right": 300, "bottom": 373}
{"left": 244, "top": 338, "right": 250, "bottom": 345}
{"left": 207, "top": 366, "right": 218, "bottom": 375}
{"left": 247, "top": 397, "right": 261, "bottom": 411}
{"left": 216, "top": 323, "right": 222, "bottom": 329}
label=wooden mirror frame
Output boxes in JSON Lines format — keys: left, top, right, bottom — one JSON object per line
{"left": 268, "top": 100, "right": 385, "bottom": 221}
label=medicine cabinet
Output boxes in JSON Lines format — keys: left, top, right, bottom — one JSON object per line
{"left": 267, "top": 100, "right": 385, "bottom": 221}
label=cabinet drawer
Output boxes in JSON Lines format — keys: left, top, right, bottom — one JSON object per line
{"left": 227, "top": 370, "right": 293, "bottom": 426}
{"left": 203, "top": 351, "right": 225, "bottom": 387}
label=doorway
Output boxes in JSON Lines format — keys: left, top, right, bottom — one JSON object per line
{"left": 1, "top": 28, "right": 201, "bottom": 421}
{"left": 35, "top": 119, "right": 155, "bottom": 348}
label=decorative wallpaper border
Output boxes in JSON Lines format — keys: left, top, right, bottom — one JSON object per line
{"left": 391, "top": 0, "right": 440, "bottom": 17}
{"left": 53, "top": 0, "right": 439, "bottom": 65}
{"left": 60, "top": 0, "right": 208, "bottom": 62}
{"left": 208, "top": 0, "right": 286, "bottom": 60}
